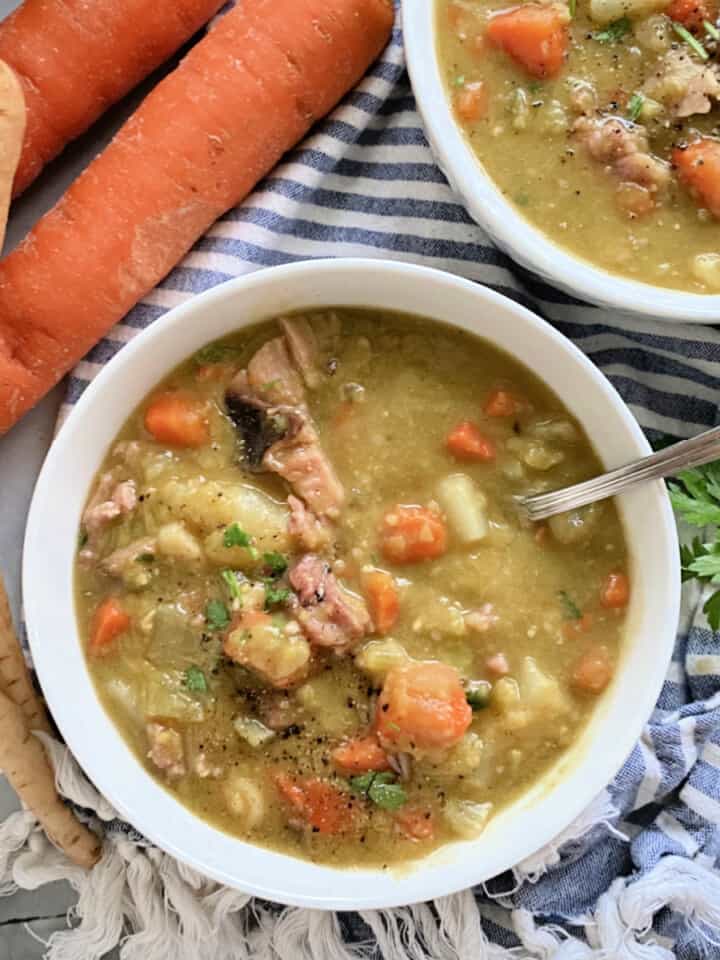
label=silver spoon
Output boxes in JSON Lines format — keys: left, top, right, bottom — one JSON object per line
{"left": 519, "top": 425, "right": 720, "bottom": 523}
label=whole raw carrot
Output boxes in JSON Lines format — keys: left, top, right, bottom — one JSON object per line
{"left": 0, "top": 0, "right": 225, "bottom": 196}
{"left": 0, "top": 0, "right": 393, "bottom": 434}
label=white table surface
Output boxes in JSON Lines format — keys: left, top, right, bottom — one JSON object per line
{"left": 0, "top": 3, "right": 186, "bottom": 952}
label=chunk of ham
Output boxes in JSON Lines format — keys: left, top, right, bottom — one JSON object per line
{"left": 146, "top": 722, "right": 185, "bottom": 778}
{"left": 225, "top": 327, "right": 344, "bottom": 517}
{"left": 287, "top": 494, "right": 332, "bottom": 551}
{"left": 573, "top": 116, "right": 670, "bottom": 215}
{"left": 643, "top": 50, "right": 720, "bottom": 119}
{"left": 290, "top": 555, "right": 371, "bottom": 653}
{"left": 246, "top": 336, "right": 305, "bottom": 406}
{"left": 102, "top": 536, "right": 156, "bottom": 578}
{"left": 280, "top": 317, "right": 322, "bottom": 390}
{"left": 264, "top": 417, "right": 344, "bottom": 518}
{"left": 80, "top": 471, "right": 137, "bottom": 561}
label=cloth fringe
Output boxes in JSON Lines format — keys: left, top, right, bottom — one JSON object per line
{"left": 1, "top": 738, "right": 718, "bottom": 959}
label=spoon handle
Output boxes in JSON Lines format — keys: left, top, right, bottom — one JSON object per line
{"left": 521, "top": 425, "right": 720, "bottom": 523}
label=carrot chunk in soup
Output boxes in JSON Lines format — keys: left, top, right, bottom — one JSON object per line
{"left": 486, "top": 4, "right": 569, "bottom": 79}
{"left": 376, "top": 662, "right": 472, "bottom": 754}
{"left": 381, "top": 505, "right": 448, "bottom": 564}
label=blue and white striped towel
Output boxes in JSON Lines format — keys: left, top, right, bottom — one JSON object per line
{"left": 33, "top": 5, "right": 720, "bottom": 959}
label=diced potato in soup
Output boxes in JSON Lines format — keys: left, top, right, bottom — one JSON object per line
{"left": 437, "top": 0, "right": 720, "bottom": 292}
{"left": 76, "top": 309, "right": 628, "bottom": 867}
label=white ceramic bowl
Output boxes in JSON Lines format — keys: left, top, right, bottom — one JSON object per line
{"left": 403, "top": 1, "right": 720, "bottom": 322}
{"left": 24, "top": 259, "right": 679, "bottom": 909}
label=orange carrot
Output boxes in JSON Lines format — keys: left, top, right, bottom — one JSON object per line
{"left": 0, "top": 0, "right": 226, "bottom": 197}
{"left": 332, "top": 735, "right": 391, "bottom": 773}
{"left": 363, "top": 569, "right": 400, "bottom": 634}
{"left": 483, "top": 388, "right": 525, "bottom": 417}
{"left": 375, "top": 662, "right": 472, "bottom": 753}
{"left": 144, "top": 391, "right": 209, "bottom": 447}
{"left": 601, "top": 572, "right": 630, "bottom": 609}
{"left": 0, "top": 0, "right": 394, "bottom": 435}
{"left": 446, "top": 420, "right": 496, "bottom": 461}
{"left": 274, "top": 773, "right": 356, "bottom": 834}
{"left": 396, "top": 806, "right": 435, "bottom": 841}
{"left": 673, "top": 139, "right": 720, "bottom": 219}
{"left": 89, "top": 597, "right": 130, "bottom": 655}
{"left": 571, "top": 645, "right": 613, "bottom": 694}
{"left": 454, "top": 82, "right": 488, "bottom": 122}
{"left": 486, "top": 4, "right": 569, "bottom": 79}
{"left": 666, "top": 0, "right": 716, "bottom": 29}
{"left": 381, "top": 505, "right": 448, "bottom": 564}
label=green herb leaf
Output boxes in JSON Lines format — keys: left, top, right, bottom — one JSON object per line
{"left": 223, "top": 523, "right": 258, "bottom": 559}
{"left": 669, "top": 464, "right": 720, "bottom": 528}
{"left": 568, "top": 0, "right": 577, "bottom": 17}
{"left": 136, "top": 553, "right": 155, "bottom": 564}
{"left": 205, "top": 599, "right": 230, "bottom": 632}
{"left": 223, "top": 523, "right": 252, "bottom": 548}
{"left": 558, "top": 590, "right": 583, "bottom": 620}
{"left": 260, "top": 379, "right": 282, "bottom": 393}
{"left": 593, "top": 17, "right": 630, "bottom": 42}
{"left": 627, "top": 92, "right": 645, "bottom": 122}
{"left": 350, "top": 772, "right": 407, "bottom": 811}
{"left": 194, "top": 343, "right": 239, "bottom": 365}
{"left": 221, "top": 569, "right": 242, "bottom": 600}
{"left": 78, "top": 529, "right": 88, "bottom": 550}
{"left": 528, "top": 80, "right": 543, "bottom": 93}
{"left": 264, "top": 584, "right": 291, "bottom": 609}
{"left": 703, "top": 589, "right": 720, "bottom": 631}
{"left": 515, "top": 191, "right": 530, "bottom": 206}
{"left": 671, "top": 21, "right": 709, "bottom": 58}
{"left": 466, "top": 683, "right": 492, "bottom": 710}
{"left": 184, "top": 665, "right": 208, "bottom": 693}
{"left": 453, "top": 74, "right": 466, "bottom": 87}
{"left": 263, "top": 552, "right": 288, "bottom": 578}
{"left": 704, "top": 18, "right": 720, "bottom": 39}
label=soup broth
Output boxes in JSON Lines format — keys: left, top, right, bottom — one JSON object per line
{"left": 76, "top": 309, "right": 629, "bottom": 867}
{"left": 437, "top": 0, "right": 720, "bottom": 292}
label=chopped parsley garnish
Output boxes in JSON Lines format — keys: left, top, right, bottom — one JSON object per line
{"left": 184, "top": 666, "right": 208, "bottom": 693}
{"left": 78, "top": 530, "right": 88, "bottom": 550}
{"left": 221, "top": 569, "right": 242, "bottom": 601}
{"left": 223, "top": 523, "right": 258, "bottom": 558}
{"left": 453, "top": 74, "right": 466, "bottom": 87}
{"left": 223, "top": 523, "right": 252, "bottom": 548}
{"left": 559, "top": 590, "right": 583, "bottom": 621}
{"left": 205, "top": 599, "right": 230, "bottom": 632}
{"left": 260, "top": 379, "right": 282, "bottom": 393}
{"left": 672, "top": 21, "right": 709, "bottom": 59}
{"left": 466, "top": 683, "right": 492, "bottom": 710}
{"left": 568, "top": 0, "right": 576, "bottom": 17}
{"left": 704, "top": 19, "right": 720, "bottom": 39}
{"left": 136, "top": 553, "right": 155, "bottom": 564}
{"left": 264, "top": 584, "right": 291, "bottom": 609}
{"left": 593, "top": 17, "right": 630, "bottom": 43}
{"left": 670, "top": 463, "right": 720, "bottom": 629}
{"left": 263, "top": 551, "right": 288, "bottom": 578}
{"left": 515, "top": 192, "right": 530, "bottom": 206}
{"left": 528, "top": 80, "right": 543, "bottom": 93}
{"left": 193, "top": 343, "right": 240, "bottom": 365}
{"left": 350, "top": 772, "right": 407, "bottom": 811}
{"left": 627, "top": 93, "right": 644, "bottom": 122}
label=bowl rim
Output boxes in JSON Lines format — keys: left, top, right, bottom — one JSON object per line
{"left": 402, "top": 0, "right": 720, "bottom": 322}
{"left": 23, "top": 258, "right": 680, "bottom": 909}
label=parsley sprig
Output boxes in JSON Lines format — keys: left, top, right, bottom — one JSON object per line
{"left": 670, "top": 463, "right": 720, "bottom": 629}
{"left": 350, "top": 772, "right": 407, "bottom": 811}
{"left": 593, "top": 17, "right": 630, "bottom": 43}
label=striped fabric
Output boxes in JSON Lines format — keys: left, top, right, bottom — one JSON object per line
{"left": 58, "top": 6, "right": 720, "bottom": 957}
